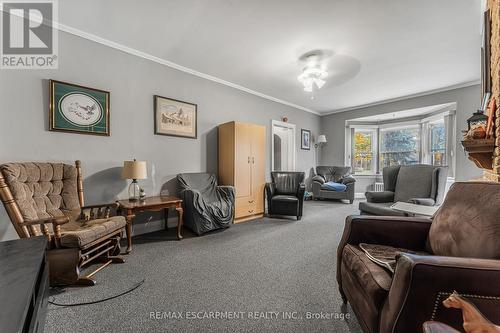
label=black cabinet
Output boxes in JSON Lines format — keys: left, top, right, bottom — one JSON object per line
{"left": 0, "top": 237, "right": 49, "bottom": 333}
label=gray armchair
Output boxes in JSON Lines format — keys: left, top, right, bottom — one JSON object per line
{"left": 312, "top": 166, "right": 355, "bottom": 203}
{"left": 177, "top": 173, "right": 235, "bottom": 235}
{"left": 359, "top": 164, "right": 448, "bottom": 216}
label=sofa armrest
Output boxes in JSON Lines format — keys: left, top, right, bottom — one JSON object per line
{"left": 380, "top": 253, "right": 500, "bottom": 333}
{"left": 407, "top": 197, "right": 435, "bottom": 206}
{"left": 312, "top": 175, "right": 325, "bottom": 184}
{"left": 341, "top": 175, "right": 356, "bottom": 184}
{"left": 365, "top": 190, "right": 395, "bottom": 203}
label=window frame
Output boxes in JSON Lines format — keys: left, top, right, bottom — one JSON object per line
{"left": 346, "top": 111, "right": 456, "bottom": 177}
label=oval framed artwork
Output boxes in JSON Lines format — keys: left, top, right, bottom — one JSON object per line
{"left": 49, "top": 80, "right": 110, "bottom": 136}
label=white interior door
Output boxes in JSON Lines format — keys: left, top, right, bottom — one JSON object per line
{"left": 271, "top": 120, "right": 296, "bottom": 171}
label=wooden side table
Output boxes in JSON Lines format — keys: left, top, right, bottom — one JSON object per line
{"left": 117, "top": 196, "right": 183, "bottom": 253}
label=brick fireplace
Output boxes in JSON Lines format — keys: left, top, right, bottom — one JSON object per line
{"left": 485, "top": 0, "right": 500, "bottom": 181}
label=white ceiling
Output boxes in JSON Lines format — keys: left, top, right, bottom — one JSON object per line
{"left": 58, "top": 0, "right": 482, "bottom": 115}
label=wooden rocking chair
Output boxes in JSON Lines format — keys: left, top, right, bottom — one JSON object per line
{"left": 0, "top": 161, "right": 126, "bottom": 286}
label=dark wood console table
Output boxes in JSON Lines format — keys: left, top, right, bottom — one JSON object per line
{"left": 117, "top": 196, "right": 183, "bottom": 253}
{"left": 0, "top": 236, "right": 49, "bottom": 333}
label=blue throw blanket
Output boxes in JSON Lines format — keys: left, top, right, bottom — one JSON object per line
{"left": 322, "top": 181, "right": 347, "bottom": 192}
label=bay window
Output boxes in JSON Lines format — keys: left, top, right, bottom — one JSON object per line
{"left": 347, "top": 111, "right": 455, "bottom": 177}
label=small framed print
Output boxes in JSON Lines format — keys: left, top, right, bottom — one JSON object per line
{"left": 49, "top": 80, "right": 110, "bottom": 136}
{"left": 154, "top": 95, "right": 197, "bottom": 139}
{"left": 301, "top": 129, "right": 311, "bottom": 150}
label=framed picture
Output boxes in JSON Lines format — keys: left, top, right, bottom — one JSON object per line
{"left": 154, "top": 95, "right": 197, "bottom": 139}
{"left": 301, "top": 129, "right": 311, "bottom": 150}
{"left": 49, "top": 80, "right": 110, "bottom": 136}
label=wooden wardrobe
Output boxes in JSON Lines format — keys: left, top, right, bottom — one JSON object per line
{"left": 218, "top": 121, "right": 266, "bottom": 223}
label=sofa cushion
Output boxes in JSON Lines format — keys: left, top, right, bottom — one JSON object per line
{"left": 394, "top": 165, "right": 435, "bottom": 202}
{"left": 359, "top": 201, "right": 406, "bottom": 216}
{"left": 427, "top": 182, "right": 500, "bottom": 258}
{"left": 60, "top": 215, "right": 126, "bottom": 248}
{"left": 341, "top": 244, "right": 392, "bottom": 332}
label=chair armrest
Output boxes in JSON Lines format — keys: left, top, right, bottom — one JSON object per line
{"left": 338, "top": 215, "right": 432, "bottom": 251}
{"left": 21, "top": 216, "right": 69, "bottom": 226}
{"left": 297, "top": 183, "right": 306, "bottom": 217}
{"left": 265, "top": 182, "right": 275, "bottom": 198}
{"left": 407, "top": 197, "right": 435, "bottom": 206}
{"left": 423, "top": 322, "right": 461, "bottom": 333}
{"left": 312, "top": 175, "right": 325, "bottom": 184}
{"left": 82, "top": 202, "right": 119, "bottom": 210}
{"left": 81, "top": 202, "right": 119, "bottom": 220}
{"left": 365, "top": 190, "right": 395, "bottom": 203}
{"left": 217, "top": 185, "right": 235, "bottom": 201}
{"left": 297, "top": 183, "right": 306, "bottom": 198}
{"left": 341, "top": 175, "right": 356, "bottom": 184}
{"left": 265, "top": 182, "right": 276, "bottom": 214}
{"left": 380, "top": 254, "right": 500, "bottom": 333}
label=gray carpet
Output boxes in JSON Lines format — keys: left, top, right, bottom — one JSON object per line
{"left": 46, "top": 200, "right": 363, "bottom": 333}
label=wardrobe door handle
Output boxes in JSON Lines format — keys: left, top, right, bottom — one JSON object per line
{"left": 248, "top": 209, "right": 254, "bottom": 213}
{"left": 252, "top": 157, "right": 255, "bottom": 164}
{"left": 248, "top": 200, "right": 254, "bottom": 203}
{"left": 248, "top": 156, "right": 250, "bottom": 164}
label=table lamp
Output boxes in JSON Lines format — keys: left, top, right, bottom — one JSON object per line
{"left": 122, "top": 159, "right": 147, "bottom": 201}
{"left": 315, "top": 135, "right": 327, "bottom": 148}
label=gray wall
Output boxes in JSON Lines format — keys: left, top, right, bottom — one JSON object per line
{"left": 0, "top": 31, "right": 321, "bottom": 241}
{"left": 319, "top": 85, "right": 483, "bottom": 182}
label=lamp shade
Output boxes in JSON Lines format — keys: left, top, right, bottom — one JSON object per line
{"left": 122, "top": 160, "right": 147, "bottom": 180}
{"left": 317, "top": 135, "right": 327, "bottom": 144}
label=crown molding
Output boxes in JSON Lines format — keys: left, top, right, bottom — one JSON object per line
{"left": 321, "top": 80, "right": 481, "bottom": 116}
{"left": 56, "top": 23, "right": 320, "bottom": 115}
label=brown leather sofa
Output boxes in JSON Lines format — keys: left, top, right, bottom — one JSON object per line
{"left": 337, "top": 181, "right": 500, "bottom": 333}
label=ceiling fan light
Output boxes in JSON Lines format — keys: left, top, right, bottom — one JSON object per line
{"left": 314, "top": 78, "right": 325, "bottom": 89}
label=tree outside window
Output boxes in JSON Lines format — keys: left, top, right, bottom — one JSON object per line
{"left": 379, "top": 127, "right": 420, "bottom": 169}
{"left": 353, "top": 131, "right": 374, "bottom": 174}
{"left": 430, "top": 122, "right": 446, "bottom": 166}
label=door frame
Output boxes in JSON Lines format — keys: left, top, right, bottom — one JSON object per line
{"left": 271, "top": 120, "right": 296, "bottom": 171}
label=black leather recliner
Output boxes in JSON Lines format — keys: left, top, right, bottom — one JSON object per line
{"left": 265, "top": 172, "right": 305, "bottom": 220}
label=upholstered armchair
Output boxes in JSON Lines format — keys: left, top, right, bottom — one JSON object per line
{"left": 0, "top": 161, "right": 126, "bottom": 286}
{"left": 337, "top": 182, "right": 500, "bottom": 333}
{"left": 177, "top": 173, "right": 235, "bottom": 235}
{"left": 265, "top": 171, "right": 305, "bottom": 220}
{"left": 312, "top": 166, "right": 355, "bottom": 203}
{"left": 359, "top": 164, "right": 448, "bottom": 216}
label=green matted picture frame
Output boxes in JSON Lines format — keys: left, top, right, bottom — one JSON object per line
{"left": 49, "top": 80, "right": 110, "bottom": 136}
